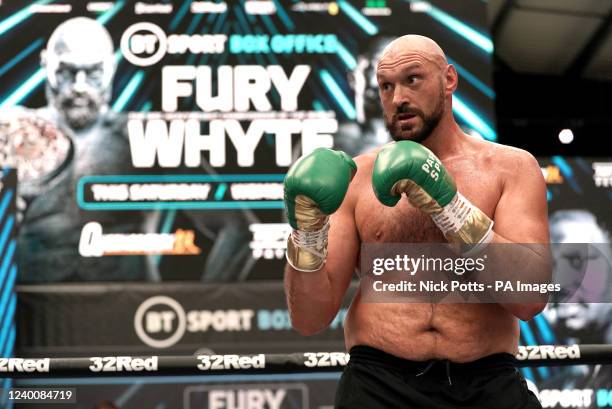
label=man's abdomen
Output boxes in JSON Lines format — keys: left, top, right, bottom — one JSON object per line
{"left": 344, "top": 292, "right": 519, "bottom": 363}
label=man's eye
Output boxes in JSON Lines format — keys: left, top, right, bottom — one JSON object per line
{"left": 55, "top": 70, "right": 76, "bottom": 87}
{"left": 563, "top": 254, "right": 586, "bottom": 270}
{"left": 57, "top": 68, "right": 74, "bottom": 80}
{"left": 407, "top": 75, "right": 419, "bottom": 84}
{"left": 88, "top": 69, "right": 103, "bottom": 80}
{"left": 381, "top": 83, "right": 392, "bottom": 91}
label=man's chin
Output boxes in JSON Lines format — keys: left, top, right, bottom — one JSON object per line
{"left": 65, "top": 110, "right": 97, "bottom": 129}
{"left": 391, "top": 128, "right": 426, "bottom": 142}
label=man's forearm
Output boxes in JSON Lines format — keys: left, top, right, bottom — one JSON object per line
{"left": 492, "top": 233, "right": 551, "bottom": 321}
{"left": 284, "top": 264, "right": 339, "bottom": 336}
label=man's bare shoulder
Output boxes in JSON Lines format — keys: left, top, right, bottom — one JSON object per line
{"left": 351, "top": 144, "right": 389, "bottom": 182}
{"left": 341, "top": 147, "right": 385, "bottom": 205}
{"left": 469, "top": 137, "right": 540, "bottom": 175}
{"left": 352, "top": 142, "right": 393, "bottom": 169}
{"left": 353, "top": 150, "right": 376, "bottom": 168}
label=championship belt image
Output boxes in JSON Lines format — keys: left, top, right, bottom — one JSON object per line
{"left": 0, "top": 109, "right": 74, "bottom": 199}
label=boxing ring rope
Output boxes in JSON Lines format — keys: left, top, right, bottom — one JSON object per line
{"left": 2, "top": 345, "right": 611, "bottom": 378}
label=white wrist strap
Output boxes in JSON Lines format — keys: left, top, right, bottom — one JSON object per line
{"left": 289, "top": 219, "right": 330, "bottom": 260}
{"left": 430, "top": 192, "right": 494, "bottom": 255}
{"left": 430, "top": 192, "right": 473, "bottom": 234}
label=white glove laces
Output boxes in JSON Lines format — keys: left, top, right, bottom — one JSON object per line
{"left": 290, "top": 219, "right": 330, "bottom": 259}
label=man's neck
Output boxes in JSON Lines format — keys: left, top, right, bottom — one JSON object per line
{"left": 421, "top": 113, "right": 465, "bottom": 160}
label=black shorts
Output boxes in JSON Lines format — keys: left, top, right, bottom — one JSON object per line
{"left": 334, "top": 345, "right": 542, "bottom": 409}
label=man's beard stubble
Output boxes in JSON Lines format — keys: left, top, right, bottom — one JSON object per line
{"left": 385, "top": 85, "right": 446, "bottom": 143}
{"left": 47, "top": 82, "right": 106, "bottom": 130}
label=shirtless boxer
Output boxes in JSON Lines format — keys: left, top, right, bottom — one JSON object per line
{"left": 283, "top": 35, "right": 549, "bottom": 408}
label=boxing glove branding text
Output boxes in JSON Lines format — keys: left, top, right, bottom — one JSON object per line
{"left": 421, "top": 153, "right": 441, "bottom": 182}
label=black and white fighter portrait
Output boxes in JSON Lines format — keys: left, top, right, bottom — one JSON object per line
{"left": 1, "top": 17, "right": 145, "bottom": 282}
{"left": 541, "top": 209, "right": 612, "bottom": 399}
{"left": 2, "top": 17, "right": 252, "bottom": 283}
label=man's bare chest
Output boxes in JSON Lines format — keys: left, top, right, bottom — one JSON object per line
{"left": 354, "top": 163, "right": 502, "bottom": 243}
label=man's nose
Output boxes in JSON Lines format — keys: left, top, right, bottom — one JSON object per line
{"left": 72, "top": 71, "right": 88, "bottom": 93}
{"left": 392, "top": 85, "right": 412, "bottom": 109}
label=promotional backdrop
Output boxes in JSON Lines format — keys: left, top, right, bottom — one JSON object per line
{"left": 1, "top": 1, "right": 610, "bottom": 408}
{"left": 0, "top": 0, "right": 495, "bottom": 284}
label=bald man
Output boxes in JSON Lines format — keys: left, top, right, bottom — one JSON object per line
{"left": 283, "top": 35, "right": 548, "bottom": 408}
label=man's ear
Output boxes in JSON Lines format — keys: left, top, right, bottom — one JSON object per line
{"left": 445, "top": 64, "right": 458, "bottom": 93}
{"left": 40, "top": 49, "right": 47, "bottom": 68}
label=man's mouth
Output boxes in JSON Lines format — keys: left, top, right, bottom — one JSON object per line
{"left": 396, "top": 113, "right": 418, "bottom": 129}
{"left": 70, "top": 97, "right": 91, "bottom": 107}
{"left": 397, "top": 113, "right": 416, "bottom": 121}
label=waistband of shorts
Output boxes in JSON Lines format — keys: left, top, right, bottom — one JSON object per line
{"left": 348, "top": 345, "right": 518, "bottom": 374}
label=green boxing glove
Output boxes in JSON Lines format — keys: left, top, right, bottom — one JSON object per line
{"left": 372, "top": 141, "right": 494, "bottom": 253}
{"left": 284, "top": 148, "right": 356, "bottom": 271}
